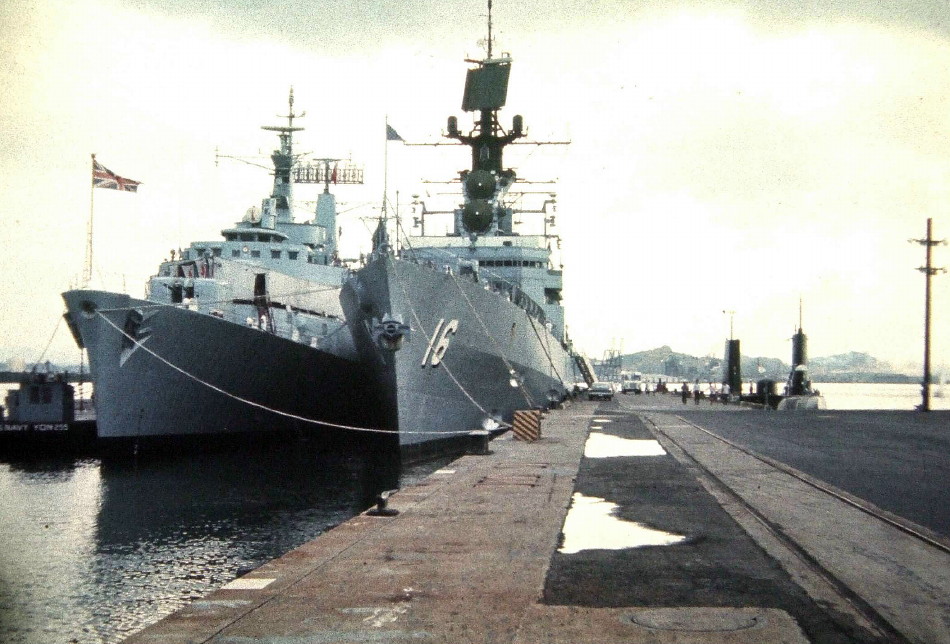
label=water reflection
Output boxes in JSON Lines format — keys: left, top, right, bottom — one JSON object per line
{"left": 584, "top": 433, "right": 667, "bottom": 458}
{"left": 559, "top": 492, "right": 686, "bottom": 554}
{"left": 0, "top": 443, "right": 436, "bottom": 644}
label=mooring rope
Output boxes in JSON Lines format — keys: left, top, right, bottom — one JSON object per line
{"left": 33, "top": 315, "right": 63, "bottom": 366}
{"left": 526, "top": 314, "right": 566, "bottom": 385}
{"left": 94, "top": 310, "right": 478, "bottom": 436}
{"left": 400, "top": 241, "right": 569, "bottom": 398}
{"left": 385, "top": 253, "right": 512, "bottom": 428}
{"left": 444, "top": 267, "right": 537, "bottom": 409}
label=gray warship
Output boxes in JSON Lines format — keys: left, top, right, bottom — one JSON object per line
{"left": 62, "top": 92, "right": 386, "bottom": 444}
{"left": 341, "top": 20, "right": 589, "bottom": 459}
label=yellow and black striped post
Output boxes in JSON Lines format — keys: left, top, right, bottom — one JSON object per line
{"left": 512, "top": 409, "right": 541, "bottom": 442}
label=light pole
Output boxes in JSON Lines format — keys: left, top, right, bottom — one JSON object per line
{"left": 910, "top": 218, "right": 946, "bottom": 412}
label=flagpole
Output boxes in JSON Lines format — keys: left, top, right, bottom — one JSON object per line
{"left": 86, "top": 153, "right": 95, "bottom": 285}
{"left": 383, "top": 116, "right": 390, "bottom": 222}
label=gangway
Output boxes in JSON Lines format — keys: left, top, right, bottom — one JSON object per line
{"left": 573, "top": 354, "right": 597, "bottom": 386}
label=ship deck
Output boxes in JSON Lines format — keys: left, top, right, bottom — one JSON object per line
{"left": 120, "top": 394, "right": 950, "bottom": 643}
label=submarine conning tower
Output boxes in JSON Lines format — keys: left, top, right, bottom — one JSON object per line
{"left": 788, "top": 327, "right": 810, "bottom": 396}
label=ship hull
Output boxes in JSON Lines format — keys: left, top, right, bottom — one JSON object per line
{"left": 62, "top": 290, "right": 391, "bottom": 449}
{"left": 341, "top": 254, "right": 575, "bottom": 459}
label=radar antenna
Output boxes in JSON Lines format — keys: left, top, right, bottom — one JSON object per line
{"left": 486, "top": 0, "right": 494, "bottom": 60}
{"left": 261, "top": 87, "right": 305, "bottom": 134}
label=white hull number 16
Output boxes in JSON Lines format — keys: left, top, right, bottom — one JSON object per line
{"left": 421, "top": 318, "right": 459, "bottom": 367}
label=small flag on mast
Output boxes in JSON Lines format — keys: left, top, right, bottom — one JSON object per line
{"left": 386, "top": 124, "right": 403, "bottom": 142}
{"left": 92, "top": 156, "right": 141, "bottom": 192}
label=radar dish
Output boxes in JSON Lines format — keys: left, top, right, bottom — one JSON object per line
{"left": 462, "top": 62, "right": 511, "bottom": 112}
{"left": 465, "top": 170, "right": 496, "bottom": 199}
{"left": 244, "top": 206, "right": 261, "bottom": 223}
{"left": 463, "top": 200, "right": 494, "bottom": 233}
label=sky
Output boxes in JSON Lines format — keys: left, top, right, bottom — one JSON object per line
{"left": 1, "top": 0, "right": 949, "bottom": 374}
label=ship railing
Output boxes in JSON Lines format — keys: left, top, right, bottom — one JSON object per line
{"left": 396, "top": 242, "right": 574, "bottom": 350}
{"left": 206, "top": 304, "right": 344, "bottom": 347}
{"left": 486, "top": 279, "right": 547, "bottom": 325}
{"left": 138, "top": 285, "right": 341, "bottom": 347}
{"left": 410, "top": 253, "right": 554, "bottom": 334}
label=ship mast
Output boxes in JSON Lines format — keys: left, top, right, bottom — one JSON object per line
{"left": 486, "top": 0, "right": 493, "bottom": 60}
{"left": 444, "top": 1, "right": 525, "bottom": 236}
{"left": 261, "top": 88, "right": 305, "bottom": 224}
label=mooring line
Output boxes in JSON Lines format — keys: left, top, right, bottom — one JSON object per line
{"left": 385, "top": 253, "right": 514, "bottom": 428}
{"left": 95, "top": 310, "right": 476, "bottom": 436}
{"left": 445, "top": 266, "right": 536, "bottom": 409}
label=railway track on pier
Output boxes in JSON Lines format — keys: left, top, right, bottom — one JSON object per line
{"left": 641, "top": 411, "right": 950, "bottom": 644}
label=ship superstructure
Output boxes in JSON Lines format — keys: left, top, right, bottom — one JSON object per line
{"left": 341, "top": 12, "right": 584, "bottom": 458}
{"left": 146, "top": 91, "right": 360, "bottom": 349}
{"left": 62, "top": 92, "right": 382, "bottom": 443}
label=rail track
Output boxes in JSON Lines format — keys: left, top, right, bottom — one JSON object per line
{"left": 641, "top": 412, "right": 950, "bottom": 644}
{"left": 651, "top": 414, "right": 950, "bottom": 557}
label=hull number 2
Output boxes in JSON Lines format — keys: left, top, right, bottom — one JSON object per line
{"left": 421, "top": 318, "right": 459, "bottom": 367}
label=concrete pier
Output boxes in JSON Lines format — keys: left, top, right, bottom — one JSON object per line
{"left": 122, "top": 394, "right": 950, "bottom": 643}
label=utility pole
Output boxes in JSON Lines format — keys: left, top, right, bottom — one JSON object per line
{"left": 910, "top": 218, "right": 946, "bottom": 412}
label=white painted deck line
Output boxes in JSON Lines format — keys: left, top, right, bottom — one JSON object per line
{"left": 221, "top": 577, "right": 276, "bottom": 590}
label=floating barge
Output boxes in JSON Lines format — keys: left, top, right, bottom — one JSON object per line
{"left": 1, "top": 370, "right": 97, "bottom": 454}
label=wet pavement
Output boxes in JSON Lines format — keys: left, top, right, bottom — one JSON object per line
{"left": 542, "top": 410, "right": 875, "bottom": 643}
{"left": 117, "top": 396, "right": 950, "bottom": 643}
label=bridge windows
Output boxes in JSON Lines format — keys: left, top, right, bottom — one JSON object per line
{"left": 478, "top": 259, "right": 543, "bottom": 268}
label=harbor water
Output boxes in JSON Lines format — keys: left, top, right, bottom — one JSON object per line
{"left": 0, "top": 443, "right": 449, "bottom": 644}
{"left": 813, "top": 381, "right": 950, "bottom": 410}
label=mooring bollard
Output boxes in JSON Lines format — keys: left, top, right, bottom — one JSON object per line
{"left": 468, "top": 429, "right": 491, "bottom": 455}
{"left": 366, "top": 489, "right": 400, "bottom": 516}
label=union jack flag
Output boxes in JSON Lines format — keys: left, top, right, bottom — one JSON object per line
{"left": 92, "top": 156, "right": 141, "bottom": 192}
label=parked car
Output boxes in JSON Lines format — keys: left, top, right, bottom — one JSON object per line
{"left": 588, "top": 382, "right": 614, "bottom": 401}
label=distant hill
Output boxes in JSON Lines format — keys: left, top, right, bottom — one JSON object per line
{"left": 810, "top": 351, "right": 886, "bottom": 374}
{"left": 808, "top": 352, "right": 916, "bottom": 383}
{"left": 598, "top": 346, "right": 915, "bottom": 384}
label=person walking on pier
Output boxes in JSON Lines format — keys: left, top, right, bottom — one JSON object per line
{"left": 681, "top": 382, "right": 689, "bottom": 404}
{"left": 693, "top": 380, "right": 701, "bottom": 405}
